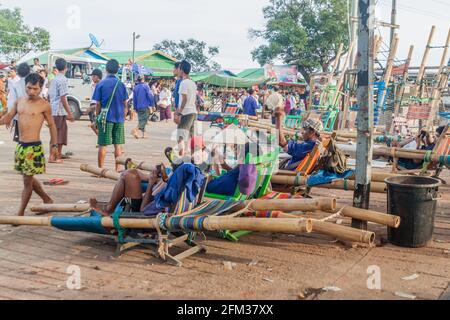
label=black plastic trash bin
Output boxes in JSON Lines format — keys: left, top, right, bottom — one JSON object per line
{"left": 385, "top": 176, "right": 441, "bottom": 248}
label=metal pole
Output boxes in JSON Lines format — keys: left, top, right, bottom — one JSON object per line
{"left": 390, "top": 0, "right": 397, "bottom": 50}
{"left": 352, "top": 0, "right": 375, "bottom": 230}
{"left": 132, "top": 32, "right": 136, "bottom": 64}
{"left": 132, "top": 32, "right": 136, "bottom": 84}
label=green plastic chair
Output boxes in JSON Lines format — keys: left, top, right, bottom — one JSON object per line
{"left": 322, "top": 109, "right": 340, "bottom": 132}
{"left": 204, "top": 149, "right": 280, "bottom": 241}
{"left": 284, "top": 115, "right": 303, "bottom": 129}
{"left": 320, "top": 84, "right": 337, "bottom": 107}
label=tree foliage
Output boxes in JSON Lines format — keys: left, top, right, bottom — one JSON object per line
{"left": 250, "top": 0, "right": 349, "bottom": 83}
{"left": 0, "top": 6, "right": 50, "bottom": 60}
{"left": 153, "top": 39, "right": 221, "bottom": 72}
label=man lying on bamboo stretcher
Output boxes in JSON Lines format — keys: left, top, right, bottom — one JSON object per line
{"left": 89, "top": 139, "right": 259, "bottom": 216}
{"left": 166, "top": 136, "right": 259, "bottom": 197}
{"left": 387, "top": 126, "right": 445, "bottom": 170}
{"left": 89, "top": 162, "right": 202, "bottom": 217}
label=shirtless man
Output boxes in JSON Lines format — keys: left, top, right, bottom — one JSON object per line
{"left": 89, "top": 164, "right": 168, "bottom": 217}
{"left": 0, "top": 73, "right": 58, "bottom": 216}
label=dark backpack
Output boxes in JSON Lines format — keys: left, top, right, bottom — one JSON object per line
{"left": 318, "top": 138, "right": 348, "bottom": 174}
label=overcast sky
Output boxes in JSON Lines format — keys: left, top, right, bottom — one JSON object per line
{"left": 1, "top": 0, "right": 449, "bottom": 71}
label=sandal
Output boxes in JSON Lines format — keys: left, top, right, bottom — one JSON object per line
{"left": 124, "top": 158, "right": 138, "bottom": 170}
{"left": 164, "top": 147, "right": 175, "bottom": 164}
{"left": 44, "top": 178, "right": 70, "bottom": 186}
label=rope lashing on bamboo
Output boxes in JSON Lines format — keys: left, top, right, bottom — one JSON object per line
{"left": 294, "top": 174, "right": 306, "bottom": 187}
{"left": 391, "top": 147, "right": 396, "bottom": 159}
{"left": 421, "top": 150, "right": 434, "bottom": 174}
{"left": 101, "top": 168, "right": 110, "bottom": 178}
{"left": 319, "top": 206, "right": 401, "bottom": 228}
{"left": 424, "top": 151, "right": 433, "bottom": 163}
{"left": 113, "top": 205, "right": 126, "bottom": 243}
{"left": 343, "top": 179, "right": 349, "bottom": 191}
{"left": 155, "top": 213, "right": 166, "bottom": 260}
{"left": 155, "top": 201, "right": 246, "bottom": 232}
{"left": 158, "top": 213, "right": 168, "bottom": 231}
{"left": 391, "top": 148, "right": 399, "bottom": 172}
{"left": 320, "top": 207, "right": 346, "bottom": 222}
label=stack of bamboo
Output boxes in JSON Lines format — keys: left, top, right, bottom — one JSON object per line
{"left": 271, "top": 170, "right": 407, "bottom": 194}
{"left": 25, "top": 196, "right": 402, "bottom": 246}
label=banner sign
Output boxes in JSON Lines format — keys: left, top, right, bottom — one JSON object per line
{"left": 265, "top": 64, "right": 298, "bottom": 83}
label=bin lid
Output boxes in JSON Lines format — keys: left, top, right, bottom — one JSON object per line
{"left": 385, "top": 176, "right": 441, "bottom": 189}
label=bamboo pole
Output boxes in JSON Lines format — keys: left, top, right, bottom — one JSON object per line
{"left": 115, "top": 156, "right": 156, "bottom": 172}
{"left": 274, "top": 170, "right": 403, "bottom": 183}
{"left": 276, "top": 170, "right": 303, "bottom": 176}
{"left": 204, "top": 217, "right": 313, "bottom": 234}
{"left": 308, "top": 75, "right": 315, "bottom": 109}
{"left": 270, "top": 175, "right": 387, "bottom": 193}
{"left": 327, "top": 43, "right": 345, "bottom": 84}
{"left": 333, "top": 130, "right": 383, "bottom": 139}
{"left": 0, "top": 216, "right": 52, "bottom": 227}
{"left": 80, "top": 164, "right": 120, "bottom": 181}
{"left": 373, "top": 35, "right": 379, "bottom": 59}
{"left": 340, "top": 206, "right": 400, "bottom": 228}
{"left": 332, "top": 41, "right": 355, "bottom": 107}
{"left": 31, "top": 203, "right": 90, "bottom": 213}
{"left": 338, "top": 144, "right": 448, "bottom": 164}
{"left": 379, "top": 36, "right": 400, "bottom": 108}
{"left": 31, "top": 198, "right": 337, "bottom": 215}
{"left": 247, "top": 198, "right": 337, "bottom": 212}
{"left": 271, "top": 175, "right": 308, "bottom": 186}
{"left": 318, "top": 180, "right": 387, "bottom": 193}
{"left": 0, "top": 215, "right": 313, "bottom": 235}
{"left": 416, "top": 26, "right": 436, "bottom": 88}
{"left": 375, "top": 147, "right": 447, "bottom": 162}
{"left": 311, "top": 220, "right": 375, "bottom": 245}
{"left": 426, "top": 28, "right": 450, "bottom": 129}
{"left": 426, "top": 72, "right": 450, "bottom": 129}
{"left": 374, "top": 35, "right": 383, "bottom": 59}
{"left": 392, "top": 45, "right": 414, "bottom": 121}
{"left": 438, "top": 28, "right": 450, "bottom": 75}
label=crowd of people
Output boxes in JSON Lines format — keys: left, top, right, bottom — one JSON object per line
{"left": 195, "top": 84, "right": 313, "bottom": 120}
{"left": 0, "top": 45, "right": 339, "bottom": 219}
{"left": 0, "top": 55, "right": 207, "bottom": 217}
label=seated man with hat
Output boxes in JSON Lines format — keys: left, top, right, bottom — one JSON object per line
{"left": 275, "top": 109, "right": 323, "bottom": 171}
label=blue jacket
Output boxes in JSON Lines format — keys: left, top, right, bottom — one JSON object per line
{"left": 133, "top": 83, "right": 154, "bottom": 110}
{"left": 154, "top": 163, "right": 205, "bottom": 210}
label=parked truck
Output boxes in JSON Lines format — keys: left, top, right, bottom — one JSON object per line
{"left": 47, "top": 53, "right": 107, "bottom": 120}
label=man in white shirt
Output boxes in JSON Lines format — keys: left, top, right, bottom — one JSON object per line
{"left": 32, "top": 58, "right": 44, "bottom": 73}
{"left": 7, "top": 63, "right": 31, "bottom": 142}
{"left": 266, "top": 86, "right": 284, "bottom": 124}
{"left": 175, "top": 60, "right": 198, "bottom": 155}
{"left": 158, "top": 86, "right": 172, "bottom": 122}
{"left": 7, "top": 67, "right": 20, "bottom": 93}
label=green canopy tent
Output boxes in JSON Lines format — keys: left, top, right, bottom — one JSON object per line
{"left": 237, "top": 68, "right": 265, "bottom": 80}
{"left": 192, "top": 71, "right": 266, "bottom": 88}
